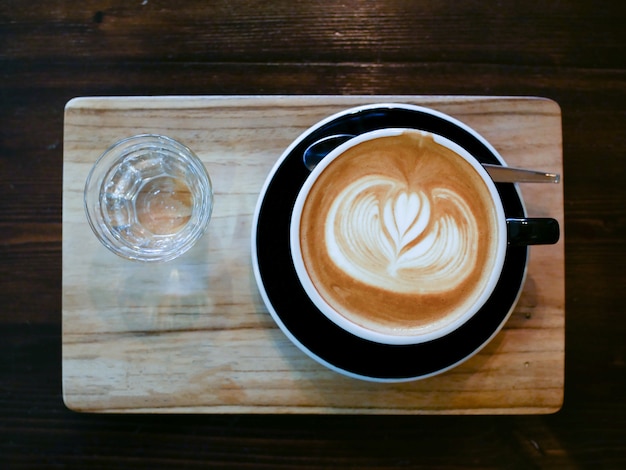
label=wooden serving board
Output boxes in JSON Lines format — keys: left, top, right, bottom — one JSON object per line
{"left": 62, "top": 96, "right": 564, "bottom": 414}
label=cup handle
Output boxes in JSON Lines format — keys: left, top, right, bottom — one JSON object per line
{"left": 506, "top": 218, "right": 560, "bottom": 246}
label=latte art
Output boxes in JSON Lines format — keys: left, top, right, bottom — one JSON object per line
{"left": 295, "top": 130, "right": 503, "bottom": 340}
{"left": 326, "top": 180, "right": 478, "bottom": 295}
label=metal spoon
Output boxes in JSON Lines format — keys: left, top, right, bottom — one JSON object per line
{"left": 303, "top": 134, "right": 355, "bottom": 171}
{"left": 303, "top": 134, "right": 560, "bottom": 183}
{"left": 482, "top": 164, "right": 560, "bottom": 184}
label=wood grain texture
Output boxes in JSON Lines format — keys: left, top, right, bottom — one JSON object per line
{"left": 3, "top": 0, "right": 626, "bottom": 467}
{"left": 62, "top": 95, "right": 564, "bottom": 414}
{"left": 2, "top": 1, "right": 622, "bottom": 68}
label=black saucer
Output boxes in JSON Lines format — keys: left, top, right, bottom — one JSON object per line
{"left": 252, "top": 104, "right": 528, "bottom": 381}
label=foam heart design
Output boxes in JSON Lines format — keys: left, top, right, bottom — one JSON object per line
{"left": 325, "top": 177, "right": 479, "bottom": 294}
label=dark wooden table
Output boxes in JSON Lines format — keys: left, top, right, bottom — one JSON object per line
{"left": 2, "top": 1, "right": 625, "bottom": 468}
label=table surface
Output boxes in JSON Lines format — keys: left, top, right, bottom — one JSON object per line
{"left": 2, "top": 1, "right": 624, "bottom": 468}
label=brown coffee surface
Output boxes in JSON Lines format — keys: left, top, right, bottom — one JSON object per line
{"left": 299, "top": 131, "right": 500, "bottom": 335}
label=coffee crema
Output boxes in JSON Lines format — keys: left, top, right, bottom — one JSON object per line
{"left": 298, "top": 131, "right": 500, "bottom": 336}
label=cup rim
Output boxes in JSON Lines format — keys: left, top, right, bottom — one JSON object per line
{"left": 290, "top": 127, "right": 508, "bottom": 345}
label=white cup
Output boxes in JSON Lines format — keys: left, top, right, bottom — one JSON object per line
{"left": 290, "top": 128, "right": 508, "bottom": 345}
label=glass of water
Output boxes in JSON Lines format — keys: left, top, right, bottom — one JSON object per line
{"left": 84, "top": 134, "right": 213, "bottom": 262}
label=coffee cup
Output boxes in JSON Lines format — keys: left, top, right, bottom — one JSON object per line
{"left": 290, "top": 128, "right": 558, "bottom": 345}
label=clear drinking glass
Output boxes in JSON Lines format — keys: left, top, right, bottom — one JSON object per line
{"left": 84, "top": 134, "right": 213, "bottom": 262}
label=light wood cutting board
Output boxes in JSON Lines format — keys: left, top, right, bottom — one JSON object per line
{"left": 62, "top": 95, "right": 564, "bottom": 414}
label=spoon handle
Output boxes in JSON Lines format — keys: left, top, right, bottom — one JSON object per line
{"left": 483, "top": 164, "right": 560, "bottom": 184}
